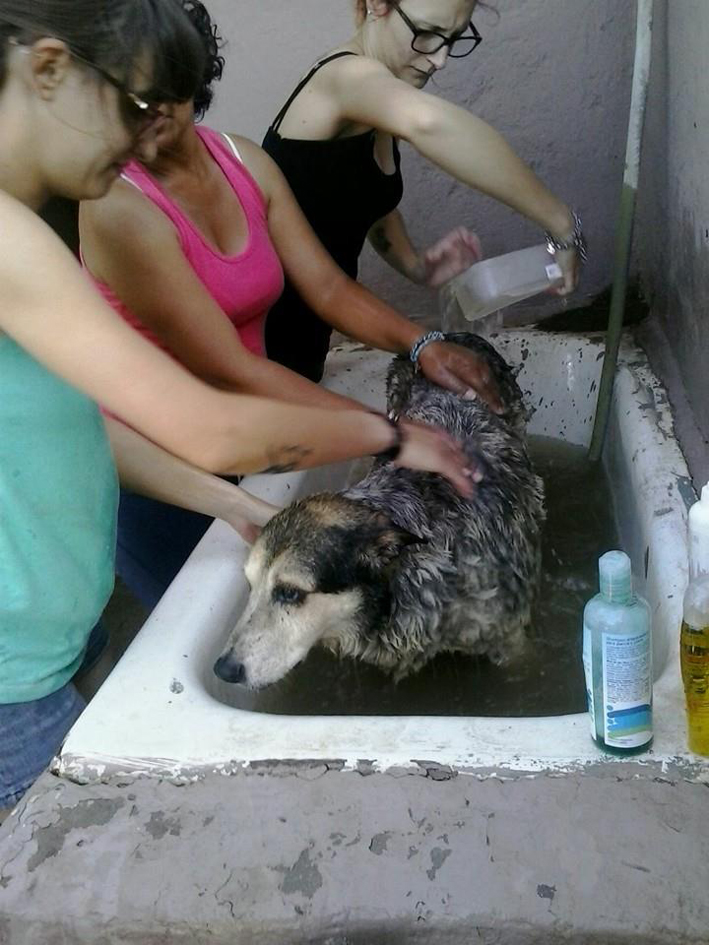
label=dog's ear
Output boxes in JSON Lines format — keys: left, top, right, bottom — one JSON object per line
{"left": 357, "top": 513, "right": 426, "bottom": 572}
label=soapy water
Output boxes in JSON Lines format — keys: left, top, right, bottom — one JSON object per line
{"left": 214, "top": 436, "right": 618, "bottom": 717}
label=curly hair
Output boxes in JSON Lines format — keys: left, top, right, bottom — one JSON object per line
{"left": 180, "top": 0, "right": 224, "bottom": 120}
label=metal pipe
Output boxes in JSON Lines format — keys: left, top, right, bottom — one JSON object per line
{"left": 588, "top": 0, "right": 655, "bottom": 462}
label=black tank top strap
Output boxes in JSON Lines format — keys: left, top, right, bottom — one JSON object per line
{"left": 270, "top": 51, "right": 358, "bottom": 134}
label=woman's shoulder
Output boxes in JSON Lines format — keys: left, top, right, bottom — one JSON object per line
{"left": 79, "top": 176, "right": 176, "bottom": 248}
{"left": 219, "top": 134, "right": 270, "bottom": 177}
{"left": 220, "top": 132, "right": 259, "bottom": 159}
{"left": 309, "top": 53, "right": 432, "bottom": 142}
{"left": 0, "top": 188, "right": 47, "bottom": 229}
{"left": 313, "top": 49, "right": 393, "bottom": 87}
{"left": 0, "top": 193, "right": 84, "bottom": 334}
{"left": 273, "top": 51, "right": 399, "bottom": 140}
{"left": 0, "top": 191, "right": 70, "bottom": 273}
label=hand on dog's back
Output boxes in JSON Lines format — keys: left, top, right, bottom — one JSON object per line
{"left": 396, "top": 420, "right": 480, "bottom": 498}
{"left": 417, "top": 340, "right": 504, "bottom": 415}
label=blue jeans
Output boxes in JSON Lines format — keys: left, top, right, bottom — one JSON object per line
{"left": 116, "top": 480, "right": 240, "bottom": 611}
{"left": 116, "top": 489, "right": 213, "bottom": 611}
{"left": 0, "top": 621, "right": 108, "bottom": 809}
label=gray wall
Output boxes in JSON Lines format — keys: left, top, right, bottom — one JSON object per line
{"left": 636, "top": 0, "right": 709, "bottom": 487}
{"left": 205, "top": 0, "right": 635, "bottom": 323}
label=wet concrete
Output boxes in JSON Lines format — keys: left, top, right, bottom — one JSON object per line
{"left": 1, "top": 764, "right": 708, "bottom": 944}
{"left": 635, "top": 318, "right": 709, "bottom": 493}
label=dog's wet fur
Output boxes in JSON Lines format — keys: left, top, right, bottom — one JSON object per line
{"left": 214, "top": 333, "right": 545, "bottom": 689}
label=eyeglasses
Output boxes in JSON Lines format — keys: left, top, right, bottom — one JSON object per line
{"left": 7, "top": 37, "right": 163, "bottom": 133}
{"left": 70, "top": 52, "right": 163, "bottom": 133}
{"left": 392, "top": 3, "right": 482, "bottom": 58}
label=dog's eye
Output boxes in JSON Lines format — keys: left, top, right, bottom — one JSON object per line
{"left": 273, "top": 584, "right": 307, "bottom": 606}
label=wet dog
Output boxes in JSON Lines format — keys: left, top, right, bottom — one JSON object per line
{"left": 214, "top": 333, "right": 545, "bottom": 688}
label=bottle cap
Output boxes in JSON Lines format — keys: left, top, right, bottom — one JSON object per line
{"left": 688, "top": 481, "right": 709, "bottom": 579}
{"left": 599, "top": 550, "right": 633, "bottom": 604}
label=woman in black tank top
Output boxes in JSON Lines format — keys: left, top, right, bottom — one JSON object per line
{"left": 263, "top": 52, "right": 404, "bottom": 380}
{"left": 263, "top": 0, "right": 585, "bottom": 382}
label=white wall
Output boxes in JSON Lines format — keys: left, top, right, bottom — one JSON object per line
{"left": 635, "top": 0, "right": 709, "bottom": 486}
{"left": 205, "top": 0, "right": 635, "bottom": 323}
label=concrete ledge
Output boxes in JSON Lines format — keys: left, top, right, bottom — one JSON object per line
{"left": 1, "top": 768, "right": 708, "bottom": 944}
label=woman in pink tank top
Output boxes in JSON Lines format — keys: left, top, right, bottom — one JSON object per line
{"left": 88, "top": 126, "right": 282, "bottom": 361}
{"left": 79, "top": 1, "right": 500, "bottom": 610}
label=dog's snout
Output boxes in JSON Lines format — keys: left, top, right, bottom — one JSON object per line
{"left": 213, "top": 652, "right": 246, "bottom": 684}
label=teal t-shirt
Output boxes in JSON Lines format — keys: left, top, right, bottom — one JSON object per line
{"left": 0, "top": 336, "right": 118, "bottom": 703}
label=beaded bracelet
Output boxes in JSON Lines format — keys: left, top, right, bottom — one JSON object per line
{"left": 410, "top": 330, "right": 445, "bottom": 366}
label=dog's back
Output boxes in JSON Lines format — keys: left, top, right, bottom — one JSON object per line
{"left": 343, "top": 332, "right": 545, "bottom": 673}
{"left": 215, "top": 333, "right": 545, "bottom": 688}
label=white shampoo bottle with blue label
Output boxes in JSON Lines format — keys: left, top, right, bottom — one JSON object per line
{"left": 582, "top": 550, "right": 653, "bottom": 753}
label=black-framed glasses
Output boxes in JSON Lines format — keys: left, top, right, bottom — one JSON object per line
{"left": 71, "top": 51, "right": 163, "bottom": 132}
{"left": 392, "top": 3, "right": 482, "bottom": 58}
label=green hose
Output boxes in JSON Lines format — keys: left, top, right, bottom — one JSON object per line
{"left": 588, "top": 183, "right": 639, "bottom": 462}
{"left": 588, "top": 0, "right": 654, "bottom": 463}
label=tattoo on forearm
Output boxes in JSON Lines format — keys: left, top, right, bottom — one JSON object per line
{"left": 260, "top": 445, "right": 313, "bottom": 475}
{"left": 370, "top": 225, "right": 393, "bottom": 257}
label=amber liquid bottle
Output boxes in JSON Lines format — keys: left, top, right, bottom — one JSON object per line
{"left": 680, "top": 576, "right": 709, "bottom": 756}
{"left": 680, "top": 483, "right": 709, "bottom": 756}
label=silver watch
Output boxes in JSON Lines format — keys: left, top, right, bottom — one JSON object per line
{"left": 545, "top": 210, "right": 587, "bottom": 263}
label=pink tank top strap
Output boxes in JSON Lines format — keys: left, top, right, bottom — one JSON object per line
{"left": 121, "top": 128, "right": 268, "bottom": 250}
{"left": 197, "top": 128, "right": 268, "bottom": 222}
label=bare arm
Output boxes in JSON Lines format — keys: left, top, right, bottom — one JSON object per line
{"left": 368, "top": 210, "right": 482, "bottom": 289}
{"left": 237, "top": 137, "right": 501, "bottom": 411}
{"left": 368, "top": 209, "right": 426, "bottom": 282}
{"left": 106, "top": 417, "right": 279, "bottom": 545}
{"left": 0, "top": 193, "right": 477, "bottom": 495}
{"left": 221, "top": 138, "right": 422, "bottom": 356}
{"left": 324, "top": 57, "right": 579, "bottom": 291}
{"left": 79, "top": 183, "right": 358, "bottom": 411}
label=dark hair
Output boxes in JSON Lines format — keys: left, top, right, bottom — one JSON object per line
{"left": 0, "top": 0, "right": 206, "bottom": 104}
{"left": 179, "top": 0, "right": 225, "bottom": 121}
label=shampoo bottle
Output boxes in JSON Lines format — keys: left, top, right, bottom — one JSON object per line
{"left": 583, "top": 550, "right": 653, "bottom": 753}
{"left": 680, "top": 482, "right": 709, "bottom": 755}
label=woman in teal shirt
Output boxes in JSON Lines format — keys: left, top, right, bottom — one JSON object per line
{"left": 0, "top": 0, "right": 477, "bottom": 812}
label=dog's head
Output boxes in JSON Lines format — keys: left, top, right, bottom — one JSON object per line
{"left": 213, "top": 494, "right": 422, "bottom": 689}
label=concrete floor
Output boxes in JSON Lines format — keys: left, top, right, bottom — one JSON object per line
{"left": 1, "top": 761, "right": 708, "bottom": 943}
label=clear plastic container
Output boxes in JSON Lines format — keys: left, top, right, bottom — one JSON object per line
{"left": 447, "top": 243, "right": 564, "bottom": 325}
